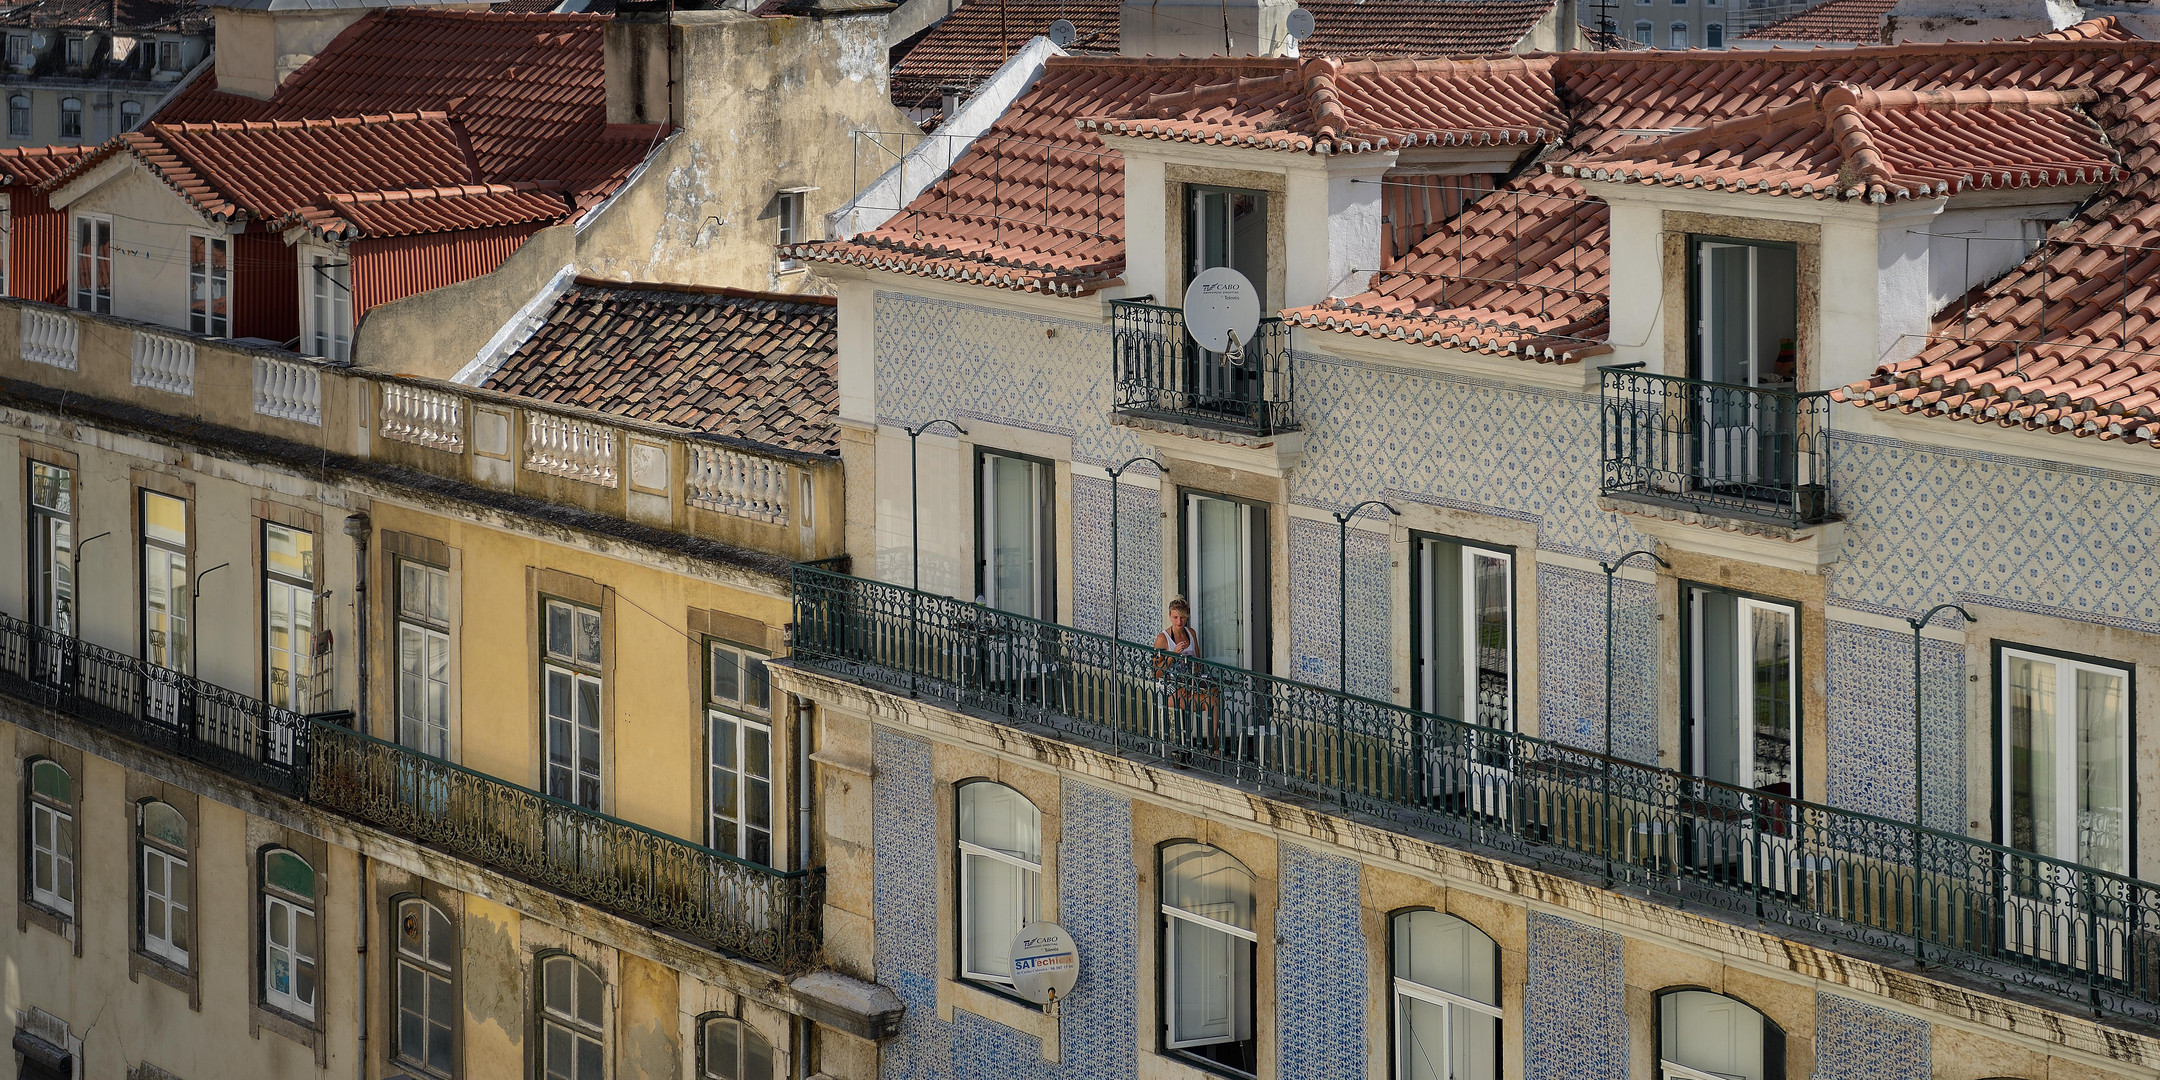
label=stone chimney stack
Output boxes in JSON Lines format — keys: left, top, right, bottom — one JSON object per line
{"left": 1119, "top": 0, "right": 1301, "bottom": 56}
{"left": 210, "top": 0, "right": 488, "bottom": 101}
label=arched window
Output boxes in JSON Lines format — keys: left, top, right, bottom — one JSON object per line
{"left": 1633, "top": 20, "right": 1653, "bottom": 41}
{"left": 119, "top": 99, "right": 142, "bottom": 130}
{"left": 1669, "top": 21, "right": 1689, "bottom": 48}
{"left": 957, "top": 781, "right": 1041, "bottom": 986}
{"left": 395, "top": 898, "right": 455, "bottom": 1076}
{"left": 1658, "top": 990, "right": 1784, "bottom": 1080}
{"left": 262, "top": 849, "right": 318, "bottom": 1020}
{"left": 28, "top": 759, "right": 74, "bottom": 916}
{"left": 699, "top": 1015, "right": 774, "bottom": 1080}
{"left": 540, "top": 954, "right": 605, "bottom": 1080}
{"left": 1393, "top": 910, "right": 1500, "bottom": 1080}
{"left": 139, "top": 801, "right": 189, "bottom": 966}
{"left": 1161, "top": 842, "right": 1257, "bottom": 1076}
{"left": 58, "top": 97, "right": 80, "bottom": 139}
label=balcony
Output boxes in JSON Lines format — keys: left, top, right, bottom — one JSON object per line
{"left": 1599, "top": 363, "right": 1833, "bottom": 527}
{"left": 0, "top": 612, "right": 822, "bottom": 971}
{"left": 1110, "top": 299, "right": 1296, "bottom": 437}
{"left": 791, "top": 566, "right": 2160, "bottom": 1020}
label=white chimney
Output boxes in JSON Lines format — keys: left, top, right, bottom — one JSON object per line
{"left": 1120, "top": 0, "right": 1300, "bottom": 56}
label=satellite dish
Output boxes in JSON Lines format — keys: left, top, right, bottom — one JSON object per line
{"left": 1047, "top": 18, "right": 1078, "bottom": 46}
{"left": 1010, "top": 923, "right": 1081, "bottom": 1005}
{"left": 1182, "top": 267, "right": 1262, "bottom": 360}
{"left": 1285, "top": 7, "right": 1315, "bottom": 39}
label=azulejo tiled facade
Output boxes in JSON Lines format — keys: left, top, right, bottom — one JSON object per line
{"left": 1812, "top": 993, "right": 1930, "bottom": 1080}
{"left": 1523, "top": 913, "right": 1627, "bottom": 1080}
{"left": 1274, "top": 845, "right": 1367, "bottom": 1080}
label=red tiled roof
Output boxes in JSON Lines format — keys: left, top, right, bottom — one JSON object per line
{"left": 482, "top": 279, "right": 839, "bottom": 453}
{"left": 1737, "top": 0, "right": 1892, "bottom": 44}
{"left": 281, "top": 183, "right": 574, "bottom": 241}
{"left": 52, "top": 113, "right": 480, "bottom": 224}
{"left": 0, "top": 143, "right": 95, "bottom": 187}
{"left": 151, "top": 10, "right": 663, "bottom": 211}
{"left": 2027, "top": 15, "right": 2141, "bottom": 42}
{"left": 888, "top": 0, "right": 1561, "bottom": 108}
{"left": 1555, "top": 85, "right": 2118, "bottom": 202}
{"left": 1083, "top": 56, "right": 1561, "bottom": 155}
{"left": 0, "top": 0, "right": 208, "bottom": 32}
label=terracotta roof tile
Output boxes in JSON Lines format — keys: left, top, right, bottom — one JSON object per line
{"left": 483, "top": 279, "right": 839, "bottom": 453}
{"left": 281, "top": 183, "right": 574, "bottom": 241}
{"left": 889, "top": 0, "right": 1562, "bottom": 108}
{"left": 0, "top": 143, "right": 95, "bottom": 187}
{"left": 1737, "top": 0, "right": 1893, "bottom": 44}
{"left": 0, "top": 0, "right": 208, "bottom": 32}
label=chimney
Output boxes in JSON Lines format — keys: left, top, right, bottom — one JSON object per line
{"left": 1120, "top": 0, "right": 1299, "bottom": 56}
{"left": 209, "top": 0, "right": 489, "bottom": 101}
{"left": 605, "top": 7, "right": 678, "bottom": 126}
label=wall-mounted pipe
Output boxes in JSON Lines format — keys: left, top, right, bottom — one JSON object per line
{"left": 343, "top": 513, "right": 371, "bottom": 734}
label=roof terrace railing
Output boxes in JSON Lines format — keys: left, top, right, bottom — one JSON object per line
{"left": 0, "top": 609, "right": 823, "bottom": 971}
{"left": 1110, "top": 299, "right": 1296, "bottom": 437}
{"left": 1599, "top": 363, "right": 1834, "bottom": 527}
{"left": 790, "top": 564, "right": 2160, "bottom": 1020}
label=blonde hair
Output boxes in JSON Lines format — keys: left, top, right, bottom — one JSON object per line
{"left": 1167, "top": 596, "right": 1191, "bottom": 615}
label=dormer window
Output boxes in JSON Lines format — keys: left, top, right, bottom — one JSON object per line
{"left": 64, "top": 36, "right": 84, "bottom": 66}
{"left": 5, "top": 34, "right": 27, "bottom": 68}
{"left": 1187, "top": 186, "right": 1267, "bottom": 309}
{"left": 157, "top": 39, "right": 180, "bottom": 73}
{"left": 1693, "top": 237, "right": 1797, "bottom": 391}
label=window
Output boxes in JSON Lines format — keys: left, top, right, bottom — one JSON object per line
{"left": 58, "top": 97, "right": 80, "bottom": 139}
{"left": 4, "top": 34, "right": 26, "bottom": 67}
{"left": 707, "top": 639, "right": 772, "bottom": 863}
{"left": 397, "top": 559, "right": 453, "bottom": 757}
{"left": 1658, "top": 990, "right": 1783, "bottom": 1080}
{"left": 2001, "top": 646, "right": 2132, "bottom": 875}
{"left": 540, "top": 954, "right": 605, "bottom": 1080}
{"left": 1161, "top": 842, "right": 1257, "bottom": 1076}
{"left": 141, "top": 491, "right": 190, "bottom": 674}
{"left": 188, "top": 232, "right": 229, "bottom": 336}
{"left": 63, "top": 37, "right": 82, "bottom": 65}
{"left": 28, "top": 760, "right": 75, "bottom": 917}
{"left": 72, "top": 213, "right": 110, "bottom": 311}
{"left": 1186, "top": 184, "right": 1269, "bottom": 405}
{"left": 1392, "top": 910, "right": 1500, "bottom": 1080}
{"left": 1634, "top": 19, "right": 1653, "bottom": 39}
{"left": 1183, "top": 492, "right": 1269, "bottom": 672}
{"left": 543, "top": 599, "right": 603, "bottom": 810}
{"left": 120, "top": 99, "right": 141, "bottom": 130}
{"left": 1412, "top": 537, "right": 1513, "bottom": 728}
{"left": 29, "top": 462, "right": 73, "bottom": 636}
{"left": 775, "top": 190, "right": 805, "bottom": 270}
{"left": 1686, "top": 587, "right": 1797, "bottom": 798}
{"left": 308, "top": 252, "right": 352, "bottom": 361}
{"left": 395, "top": 898, "right": 456, "bottom": 1077}
{"left": 8, "top": 95, "right": 28, "bottom": 138}
{"left": 139, "top": 801, "right": 190, "bottom": 966}
{"left": 262, "top": 849, "right": 318, "bottom": 1020}
{"left": 977, "top": 451, "right": 1053, "bottom": 619}
{"left": 1706, "top": 22, "right": 1724, "bottom": 47}
{"left": 1670, "top": 21, "right": 1689, "bottom": 47}
{"left": 699, "top": 1016, "right": 774, "bottom": 1080}
{"left": 957, "top": 782, "right": 1041, "bottom": 987}
{"left": 157, "top": 39, "right": 180, "bottom": 72}
{"left": 262, "top": 523, "right": 314, "bottom": 710}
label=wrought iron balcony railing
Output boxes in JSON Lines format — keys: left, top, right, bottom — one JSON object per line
{"left": 0, "top": 612, "right": 314, "bottom": 797}
{"left": 309, "top": 725, "right": 822, "bottom": 970}
{"left": 791, "top": 565, "right": 2160, "bottom": 1019}
{"left": 1599, "top": 363, "right": 1834, "bottom": 526}
{"left": 0, "top": 612, "right": 822, "bottom": 971}
{"left": 1111, "top": 299, "right": 1295, "bottom": 437}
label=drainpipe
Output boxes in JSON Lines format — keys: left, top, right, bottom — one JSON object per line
{"left": 343, "top": 513, "right": 371, "bottom": 734}
{"left": 356, "top": 852, "right": 370, "bottom": 1080}
{"left": 795, "top": 695, "right": 814, "bottom": 872}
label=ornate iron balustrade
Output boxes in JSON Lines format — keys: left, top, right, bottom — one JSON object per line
{"left": 0, "top": 611, "right": 821, "bottom": 971}
{"left": 1110, "top": 299, "right": 1295, "bottom": 436}
{"left": 309, "top": 724, "right": 823, "bottom": 970}
{"left": 0, "top": 612, "right": 312, "bottom": 796}
{"left": 791, "top": 566, "right": 2160, "bottom": 1019}
{"left": 1599, "top": 363, "right": 1833, "bottom": 526}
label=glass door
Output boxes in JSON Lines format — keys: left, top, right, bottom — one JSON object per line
{"left": 1185, "top": 493, "right": 1266, "bottom": 672}
{"left": 142, "top": 491, "right": 189, "bottom": 726}
{"left": 1187, "top": 186, "right": 1269, "bottom": 414}
{"left": 1692, "top": 239, "right": 1797, "bottom": 495}
{"left": 1415, "top": 538, "right": 1514, "bottom": 817}
{"left": 1687, "top": 588, "right": 1798, "bottom": 887}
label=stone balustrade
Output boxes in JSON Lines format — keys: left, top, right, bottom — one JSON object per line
{"left": 687, "top": 444, "right": 790, "bottom": 524}
{"left": 379, "top": 382, "right": 465, "bottom": 451}
{"left": 523, "top": 410, "right": 618, "bottom": 486}
{"left": 253, "top": 356, "right": 323, "bottom": 426}
{"left": 131, "top": 331, "right": 196, "bottom": 396}
{"left": 21, "top": 308, "right": 77, "bottom": 370}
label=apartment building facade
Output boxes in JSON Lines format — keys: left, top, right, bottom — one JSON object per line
{"left": 781, "top": 29, "right": 2160, "bottom": 1080}
{"left": 0, "top": 0, "right": 207, "bottom": 152}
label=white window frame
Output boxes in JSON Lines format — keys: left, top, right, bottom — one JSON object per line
{"left": 1998, "top": 645, "right": 2133, "bottom": 875}
{"left": 139, "top": 803, "right": 189, "bottom": 967}
{"left": 5, "top": 96, "right": 24, "bottom": 139}
{"left": 977, "top": 451, "right": 1052, "bottom": 619}
{"left": 1658, "top": 990, "right": 1775, "bottom": 1080}
{"left": 1670, "top": 21, "right": 1689, "bottom": 47}
{"left": 1687, "top": 588, "right": 1798, "bottom": 795}
{"left": 58, "top": 96, "right": 81, "bottom": 139}
{"left": 1634, "top": 19, "right": 1653, "bottom": 38}
{"left": 699, "top": 1015, "right": 775, "bottom": 1080}
{"left": 188, "top": 230, "right": 229, "bottom": 337}
{"left": 119, "top": 99, "right": 141, "bottom": 130}
{"left": 28, "top": 760, "right": 74, "bottom": 917}
{"left": 708, "top": 639, "right": 773, "bottom": 864}
{"left": 304, "top": 248, "right": 352, "bottom": 362}
{"left": 775, "top": 189, "right": 807, "bottom": 270}
{"left": 1183, "top": 492, "right": 1267, "bottom": 672}
{"left": 542, "top": 598, "right": 603, "bottom": 810}
{"left": 156, "top": 39, "right": 181, "bottom": 72}
{"left": 1160, "top": 844, "right": 1257, "bottom": 1064}
{"left": 262, "top": 852, "right": 318, "bottom": 1021}
{"left": 1414, "top": 537, "right": 1514, "bottom": 730}
{"left": 540, "top": 954, "right": 606, "bottom": 1080}
{"left": 394, "top": 898, "right": 456, "bottom": 1078}
{"left": 263, "top": 522, "right": 314, "bottom": 711}
{"left": 29, "top": 460, "right": 72, "bottom": 636}
{"left": 4, "top": 34, "right": 26, "bottom": 68}
{"left": 397, "top": 559, "right": 453, "bottom": 758}
{"left": 957, "top": 781, "right": 1042, "bottom": 987}
{"left": 1391, "top": 911, "right": 1502, "bottom": 1080}
{"left": 72, "top": 212, "right": 111, "bottom": 312}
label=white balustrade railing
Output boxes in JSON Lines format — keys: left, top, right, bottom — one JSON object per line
{"left": 379, "top": 382, "right": 465, "bottom": 452}
{"left": 21, "top": 308, "right": 77, "bottom": 370}
{"left": 524, "top": 410, "right": 617, "bottom": 485}
{"left": 130, "top": 331, "right": 196, "bottom": 396}
{"left": 686, "top": 444, "right": 790, "bottom": 524}
{"left": 253, "top": 356, "right": 322, "bottom": 425}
